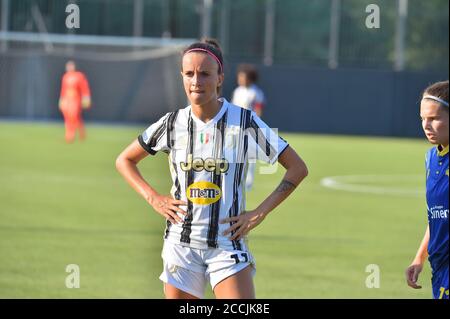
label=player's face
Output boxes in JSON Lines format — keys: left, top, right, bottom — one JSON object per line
{"left": 237, "top": 72, "right": 250, "bottom": 87}
{"left": 420, "top": 99, "right": 449, "bottom": 146}
{"left": 66, "top": 62, "right": 76, "bottom": 72}
{"left": 181, "top": 52, "right": 223, "bottom": 106}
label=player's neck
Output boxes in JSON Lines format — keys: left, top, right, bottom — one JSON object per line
{"left": 191, "top": 99, "right": 223, "bottom": 123}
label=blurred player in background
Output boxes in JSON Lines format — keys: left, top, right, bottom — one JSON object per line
{"left": 59, "top": 60, "right": 91, "bottom": 143}
{"left": 405, "top": 80, "right": 449, "bottom": 299}
{"left": 231, "top": 64, "right": 266, "bottom": 191}
{"left": 116, "top": 39, "right": 308, "bottom": 299}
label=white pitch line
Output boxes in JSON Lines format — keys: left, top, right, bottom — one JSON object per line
{"left": 320, "top": 174, "right": 424, "bottom": 197}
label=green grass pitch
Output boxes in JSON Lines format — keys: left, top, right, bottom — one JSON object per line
{"left": 0, "top": 121, "right": 434, "bottom": 298}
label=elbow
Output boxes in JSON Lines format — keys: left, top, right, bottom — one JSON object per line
{"left": 302, "top": 161, "right": 309, "bottom": 178}
{"left": 282, "top": 149, "right": 308, "bottom": 185}
{"left": 115, "top": 154, "right": 125, "bottom": 173}
{"left": 301, "top": 163, "right": 309, "bottom": 180}
{"left": 116, "top": 152, "right": 139, "bottom": 175}
{"left": 298, "top": 160, "right": 308, "bottom": 182}
{"left": 292, "top": 159, "right": 308, "bottom": 186}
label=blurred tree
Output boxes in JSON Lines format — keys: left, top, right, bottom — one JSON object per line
{"left": 4, "top": 0, "right": 448, "bottom": 71}
{"left": 339, "top": 0, "right": 396, "bottom": 69}
{"left": 274, "top": 0, "right": 330, "bottom": 66}
{"left": 406, "top": 0, "right": 449, "bottom": 71}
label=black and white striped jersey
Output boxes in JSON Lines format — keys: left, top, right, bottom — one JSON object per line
{"left": 138, "top": 98, "right": 289, "bottom": 250}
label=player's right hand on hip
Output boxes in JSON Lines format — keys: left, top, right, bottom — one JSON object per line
{"left": 149, "top": 194, "right": 187, "bottom": 224}
{"left": 405, "top": 264, "right": 423, "bottom": 289}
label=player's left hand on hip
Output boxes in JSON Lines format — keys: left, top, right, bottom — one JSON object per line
{"left": 220, "top": 210, "right": 266, "bottom": 241}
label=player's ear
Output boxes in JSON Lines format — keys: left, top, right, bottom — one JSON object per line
{"left": 218, "top": 73, "right": 224, "bottom": 88}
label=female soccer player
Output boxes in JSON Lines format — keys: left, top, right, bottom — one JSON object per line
{"left": 231, "top": 63, "right": 265, "bottom": 118}
{"left": 231, "top": 64, "right": 266, "bottom": 191}
{"left": 405, "top": 80, "right": 449, "bottom": 299}
{"left": 116, "top": 38, "right": 308, "bottom": 299}
{"left": 59, "top": 60, "right": 91, "bottom": 143}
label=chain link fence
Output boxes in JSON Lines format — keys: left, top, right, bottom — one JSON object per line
{"left": 0, "top": 0, "right": 447, "bottom": 70}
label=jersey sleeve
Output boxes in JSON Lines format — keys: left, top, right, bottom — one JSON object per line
{"left": 254, "top": 88, "right": 265, "bottom": 104}
{"left": 138, "top": 113, "right": 171, "bottom": 155}
{"left": 79, "top": 73, "right": 91, "bottom": 98}
{"left": 231, "top": 88, "right": 239, "bottom": 105}
{"left": 247, "top": 112, "right": 289, "bottom": 164}
{"left": 252, "top": 86, "right": 265, "bottom": 111}
{"left": 60, "top": 75, "right": 67, "bottom": 98}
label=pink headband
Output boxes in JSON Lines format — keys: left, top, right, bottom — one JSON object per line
{"left": 185, "top": 48, "right": 223, "bottom": 73}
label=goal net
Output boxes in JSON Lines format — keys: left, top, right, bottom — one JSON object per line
{"left": 0, "top": 31, "right": 194, "bottom": 123}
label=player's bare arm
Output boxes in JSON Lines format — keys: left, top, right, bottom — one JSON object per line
{"left": 221, "top": 146, "right": 308, "bottom": 240}
{"left": 116, "top": 139, "right": 187, "bottom": 224}
{"left": 405, "top": 225, "right": 430, "bottom": 289}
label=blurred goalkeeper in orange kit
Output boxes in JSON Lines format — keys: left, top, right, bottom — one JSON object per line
{"left": 59, "top": 60, "right": 92, "bottom": 143}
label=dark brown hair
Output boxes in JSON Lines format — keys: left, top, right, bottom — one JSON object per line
{"left": 182, "top": 38, "right": 224, "bottom": 74}
{"left": 423, "top": 80, "right": 449, "bottom": 111}
{"left": 237, "top": 63, "right": 258, "bottom": 83}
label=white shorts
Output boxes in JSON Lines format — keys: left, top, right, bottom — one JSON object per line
{"left": 159, "top": 240, "right": 256, "bottom": 299}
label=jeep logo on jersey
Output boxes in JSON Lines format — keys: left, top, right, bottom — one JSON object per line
{"left": 180, "top": 154, "right": 229, "bottom": 174}
{"left": 186, "top": 181, "right": 221, "bottom": 205}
